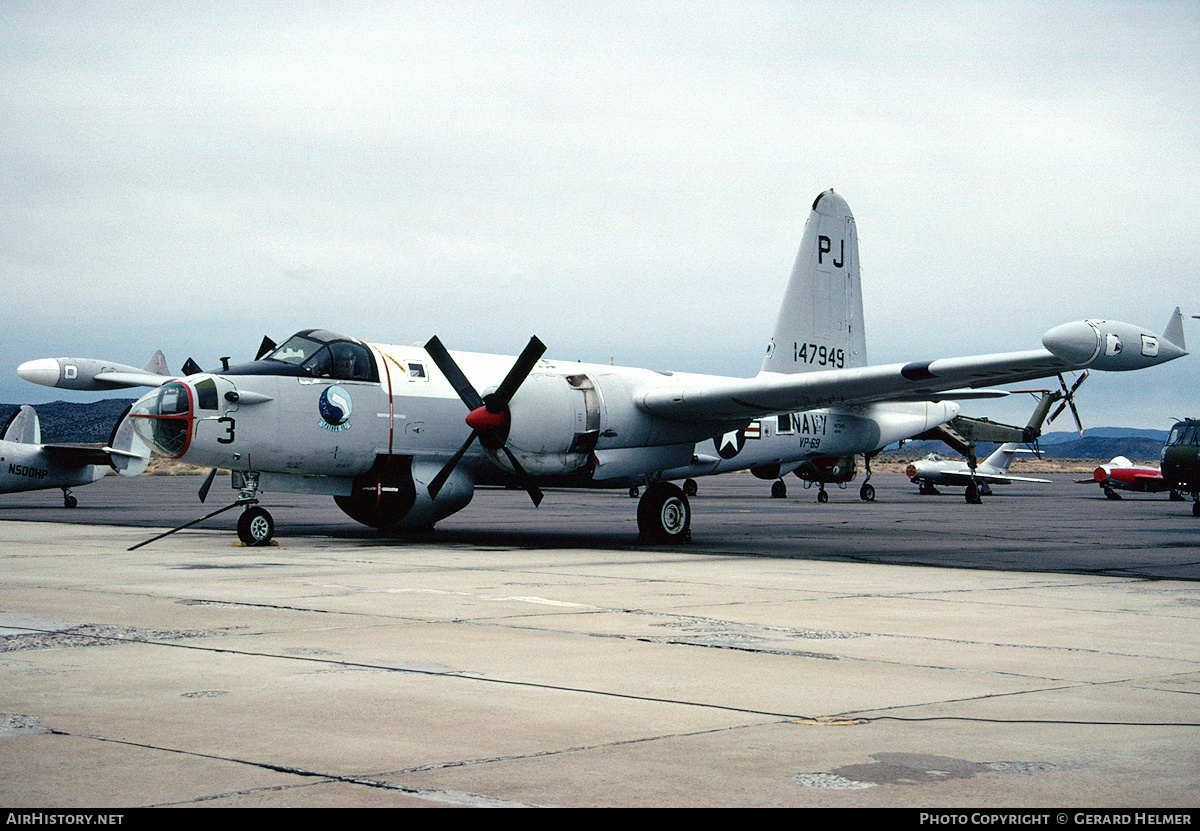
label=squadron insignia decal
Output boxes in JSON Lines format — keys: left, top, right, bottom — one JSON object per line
{"left": 318, "top": 385, "right": 353, "bottom": 431}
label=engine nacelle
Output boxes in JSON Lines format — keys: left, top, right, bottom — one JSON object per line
{"left": 334, "top": 456, "right": 473, "bottom": 529}
{"left": 795, "top": 455, "right": 857, "bottom": 484}
{"left": 493, "top": 373, "right": 600, "bottom": 477}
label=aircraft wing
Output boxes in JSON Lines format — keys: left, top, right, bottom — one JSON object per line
{"left": 642, "top": 348, "right": 1080, "bottom": 422}
{"left": 642, "top": 312, "right": 1186, "bottom": 423}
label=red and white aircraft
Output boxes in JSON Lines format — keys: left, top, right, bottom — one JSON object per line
{"left": 1077, "top": 457, "right": 1183, "bottom": 500}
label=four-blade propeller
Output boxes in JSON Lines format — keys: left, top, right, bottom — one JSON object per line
{"left": 423, "top": 335, "right": 547, "bottom": 506}
{"left": 1049, "top": 370, "right": 1089, "bottom": 435}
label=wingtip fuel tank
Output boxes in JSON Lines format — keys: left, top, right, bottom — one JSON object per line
{"left": 1042, "top": 310, "right": 1187, "bottom": 371}
{"left": 17, "top": 355, "right": 170, "bottom": 391}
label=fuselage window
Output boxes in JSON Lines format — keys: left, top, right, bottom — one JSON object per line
{"left": 195, "top": 378, "right": 219, "bottom": 410}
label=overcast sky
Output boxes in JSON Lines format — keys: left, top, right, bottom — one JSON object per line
{"left": 2, "top": 1, "right": 1196, "bottom": 431}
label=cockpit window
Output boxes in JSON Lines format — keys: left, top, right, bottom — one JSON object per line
{"left": 268, "top": 334, "right": 326, "bottom": 366}
{"left": 266, "top": 332, "right": 378, "bottom": 382}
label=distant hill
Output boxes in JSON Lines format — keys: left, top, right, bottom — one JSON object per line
{"left": 0, "top": 399, "right": 137, "bottom": 443}
{"left": 1038, "top": 427, "right": 1169, "bottom": 445}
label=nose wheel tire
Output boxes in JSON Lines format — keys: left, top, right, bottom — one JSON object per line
{"left": 637, "top": 482, "right": 691, "bottom": 543}
{"left": 238, "top": 506, "right": 275, "bottom": 546}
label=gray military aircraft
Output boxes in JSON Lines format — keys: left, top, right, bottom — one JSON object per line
{"left": 0, "top": 404, "right": 149, "bottom": 506}
{"left": 18, "top": 190, "right": 1187, "bottom": 545}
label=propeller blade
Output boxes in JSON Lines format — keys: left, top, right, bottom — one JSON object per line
{"left": 490, "top": 336, "right": 546, "bottom": 410}
{"left": 424, "top": 336, "right": 485, "bottom": 410}
{"left": 427, "top": 431, "right": 478, "bottom": 499}
{"left": 1068, "top": 399, "right": 1084, "bottom": 435}
{"left": 198, "top": 467, "right": 218, "bottom": 503}
{"left": 498, "top": 443, "right": 544, "bottom": 507}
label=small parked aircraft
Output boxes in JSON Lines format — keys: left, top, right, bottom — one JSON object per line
{"left": 1160, "top": 419, "right": 1200, "bottom": 516}
{"left": 906, "top": 443, "right": 1049, "bottom": 497}
{"left": 1075, "top": 457, "right": 1180, "bottom": 500}
{"left": 904, "top": 379, "right": 1086, "bottom": 501}
{"left": 18, "top": 190, "right": 1187, "bottom": 545}
{"left": 0, "top": 405, "right": 149, "bottom": 506}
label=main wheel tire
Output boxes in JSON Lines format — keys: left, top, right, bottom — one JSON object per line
{"left": 237, "top": 506, "right": 275, "bottom": 546}
{"left": 965, "top": 483, "right": 982, "bottom": 504}
{"left": 771, "top": 480, "right": 787, "bottom": 499}
{"left": 817, "top": 489, "right": 829, "bottom": 503}
{"left": 859, "top": 483, "right": 875, "bottom": 501}
{"left": 1193, "top": 501, "right": 1200, "bottom": 518}
{"left": 637, "top": 483, "right": 691, "bottom": 543}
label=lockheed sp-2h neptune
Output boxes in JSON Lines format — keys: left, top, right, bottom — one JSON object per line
{"left": 18, "top": 191, "right": 1187, "bottom": 545}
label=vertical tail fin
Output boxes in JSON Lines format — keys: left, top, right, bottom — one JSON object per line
{"left": 2, "top": 405, "right": 41, "bottom": 445}
{"left": 982, "top": 442, "right": 1021, "bottom": 473}
{"left": 1163, "top": 307, "right": 1185, "bottom": 352}
{"left": 760, "top": 189, "right": 866, "bottom": 375}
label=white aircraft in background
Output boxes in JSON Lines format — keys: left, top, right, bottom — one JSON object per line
{"left": 0, "top": 405, "right": 149, "bottom": 506}
{"left": 906, "top": 443, "right": 1050, "bottom": 498}
{"left": 19, "top": 190, "right": 1187, "bottom": 546}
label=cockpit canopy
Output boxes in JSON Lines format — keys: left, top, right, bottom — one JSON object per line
{"left": 1167, "top": 420, "right": 1200, "bottom": 447}
{"left": 224, "top": 329, "right": 379, "bottom": 382}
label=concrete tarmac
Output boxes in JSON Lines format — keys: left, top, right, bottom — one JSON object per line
{"left": 1, "top": 473, "right": 1198, "bottom": 807}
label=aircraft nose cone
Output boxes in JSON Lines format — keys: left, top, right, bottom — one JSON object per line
{"left": 1042, "top": 321, "right": 1101, "bottom": 365}
{"left": 17, "top": 358, "right": 60, "bottom": 387}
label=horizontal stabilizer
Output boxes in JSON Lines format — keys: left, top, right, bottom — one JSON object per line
{"left": 41, "top": 444, "right": 114, "bottom": 465}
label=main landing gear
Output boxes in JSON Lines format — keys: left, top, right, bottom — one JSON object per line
{"left": 636, "top": 482, "right": 691, "bottom": 544}
{"left": 859, "top": 452, "right": 877, "bottom": 502}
